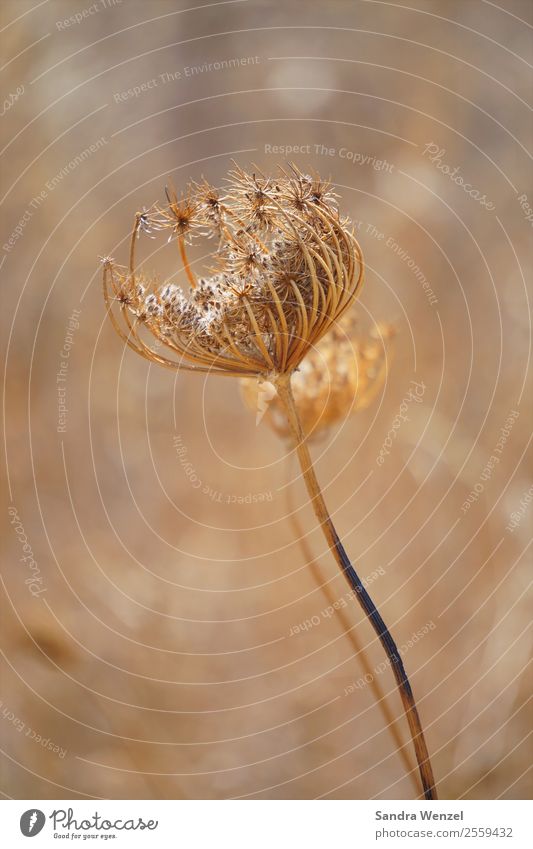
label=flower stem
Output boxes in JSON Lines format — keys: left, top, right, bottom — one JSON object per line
{"left": 179, "top": 235, "right": 197, "bottom": 289}
{"left": 275, "top": 372, "right": 437, "bottom": 800}
{"left": 285, "top": 456, "right": 420, "bottom": 797}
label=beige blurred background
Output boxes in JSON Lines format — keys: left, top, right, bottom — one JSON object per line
{"left": 1, "top": 0, "right": 532, "bottom": 800}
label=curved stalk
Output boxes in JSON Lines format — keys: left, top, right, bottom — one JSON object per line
{"left": 275, "top": 372, "right": 437, "bottom": 800}
{"left": 178, "top": 235, "right": 197, "bottom": 289}
{"left": 284, "top": 457, "right": 420, "bottom": 796}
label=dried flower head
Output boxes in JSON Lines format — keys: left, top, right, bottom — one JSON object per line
{"left": 241, "top": 312, "right": 396, "bottom": 439}
{"left": 102, "top": 163, "right": 364, "bottom": 379}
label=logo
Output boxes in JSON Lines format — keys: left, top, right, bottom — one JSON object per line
{"left": 20, "top": 809, "right": 45, "bottom": 836}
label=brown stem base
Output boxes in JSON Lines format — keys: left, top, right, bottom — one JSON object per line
{"left": 275, "top": 372, "right": 437, "bottom": 800}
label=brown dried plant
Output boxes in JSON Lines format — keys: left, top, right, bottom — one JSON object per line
{"left": 241, "top": 312, "right": 419, "bottom": 790}
{"left": 102, "top": 163, "right": 437, "bottom": 799}
{"left": 240, "top": 310, "right": 396, "bottom": 440}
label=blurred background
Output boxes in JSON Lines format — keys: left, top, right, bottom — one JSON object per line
{"left": 1, "top": 0, "right": 531, "bottom": 800}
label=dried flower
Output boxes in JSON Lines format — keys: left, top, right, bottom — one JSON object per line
{"left": 102, "top": 164, "right": 437, "bottom": 800}
{"left": 241, "top": 312, "right": 396, "bottom": 439}
{"left": 102, "top": 163, "right": 363, "bottom": 379}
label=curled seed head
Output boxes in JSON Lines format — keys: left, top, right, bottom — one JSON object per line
{"left": 102, "top": 163, "right": 364, "bottom": 379}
